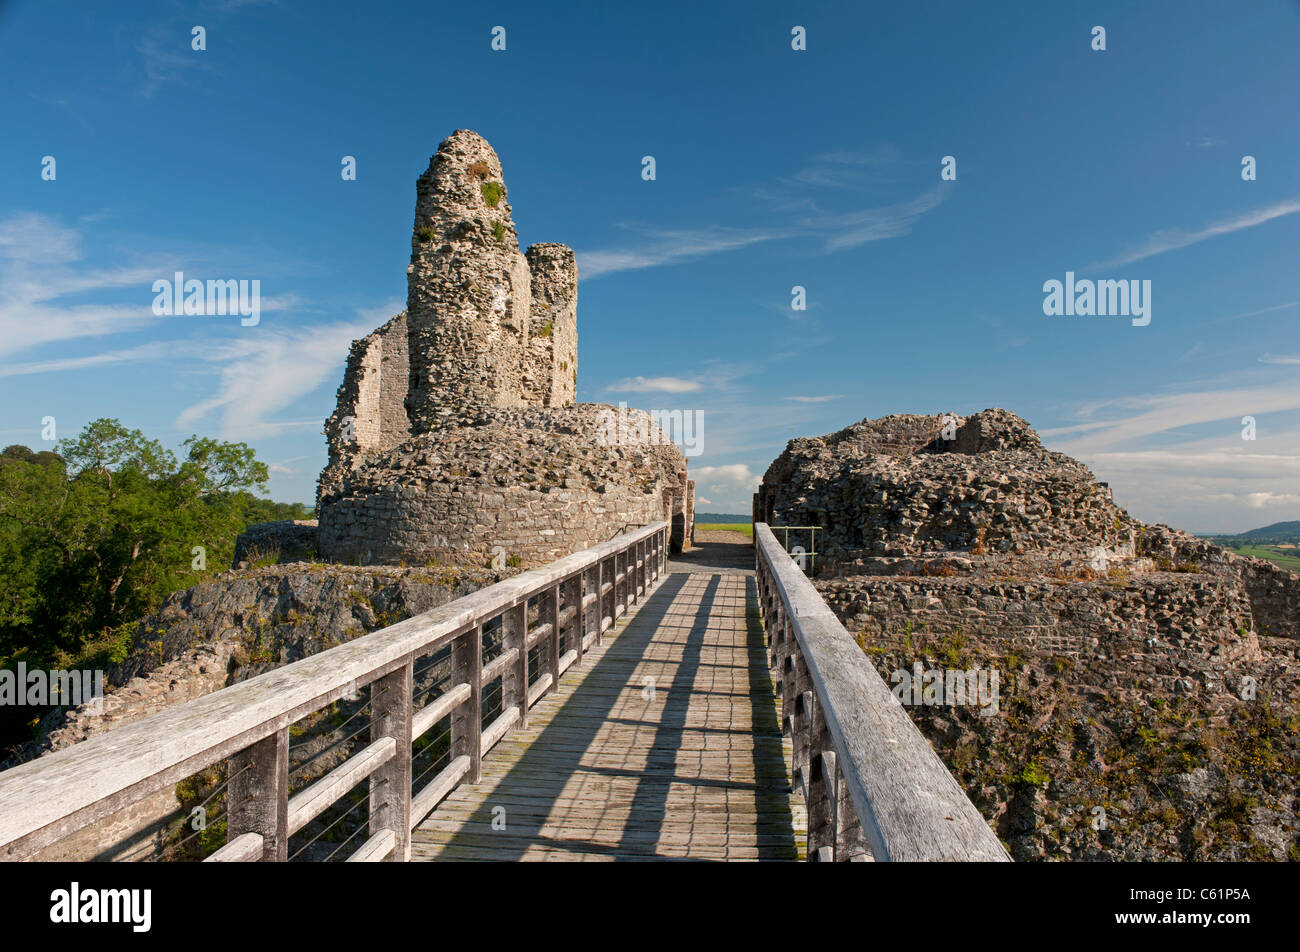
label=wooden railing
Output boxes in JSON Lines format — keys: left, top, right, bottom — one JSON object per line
{"left": 754, "top": 523, "right": 1010, "bottom": 862}
{"left": 0, "top": 522, "right": 669, "bottom": 862}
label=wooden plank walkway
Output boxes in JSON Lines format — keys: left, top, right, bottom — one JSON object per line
{"left": 412, "top": 567, "right": 806, "bottom": 861}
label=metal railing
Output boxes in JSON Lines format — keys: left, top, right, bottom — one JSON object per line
{"left": 754, "top": 522, "right": 1009, "bottom": 862}
{"left": 771, "top": 524, "right": 822, "bottom": 574}
{"left": 0, "top": 522, "right": 669, "bottom": 862}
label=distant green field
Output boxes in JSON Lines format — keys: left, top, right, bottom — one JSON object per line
{"left": 1231, "top": 545, "right": 1300, "bottom": 572}
{"left": 696, "top": 522, "right": 753, "bottom": 538}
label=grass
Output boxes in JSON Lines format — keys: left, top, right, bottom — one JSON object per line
{"left": 696, "top": 522, "right": 752, "bottom": 538}
{"left": 1232, "top": 545, "right": 1300, "bottom": 572}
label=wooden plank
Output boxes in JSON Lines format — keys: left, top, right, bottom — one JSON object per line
{"left": 413, "top": 682, "right": 472, "bottom": 741}
{"left": 205, "top": 832, "right": 263, "bottom": 863}
{"left": 482, "top": 706, "right": 520, "bottom": 754}
{"left": 413, "top": 571, "right": 804, "bottom": 862}
{"left": 347, "top": 829, "right": 396, "bottom": 863}
{"left": 287, "top": 737, "right": 396, "bottom": 836}
{"left": 481, "top": 646, "right": 519, "bottom": 685}
{"left": 409, "top": 755, "right": 471, "bottom": 829}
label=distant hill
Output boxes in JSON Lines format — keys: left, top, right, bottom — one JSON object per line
{"left": 695, "top": 512, "right": 750, "bottom": 524}
{"left": 1241, "top": 521, "right": 1300, "bottom": 539}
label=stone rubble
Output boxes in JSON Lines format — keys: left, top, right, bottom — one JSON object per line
{"left": 756, "top": 408, "right": 1300, "bottom": 860}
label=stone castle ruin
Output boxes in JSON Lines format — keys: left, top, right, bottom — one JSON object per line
{"left": 756, "top": 408, "right": 1300, "bottom": 691}
{"left": 756, "top": 409, "right": 1300, "bottom": 860}
{"left": 305, "top": 130, "right": 692, "bottom": 567}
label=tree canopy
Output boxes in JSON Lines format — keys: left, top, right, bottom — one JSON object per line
{"left": 0, "top": 420, "right": 295, "bottom": 674}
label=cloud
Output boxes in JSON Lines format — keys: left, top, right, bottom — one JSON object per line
{"left": 1097, "top": 197, "right": 1300, "bottom": 268}
{"left": 578, "top": 226, "right": 787, "bottom": 280}
{"left": 0, "top": 341, "right": 173, "bottom": 377}
{"left": 1040, "top": 381, "right": 1300, "bottom": 532}
{"left": 136, "top": 31, "right": 208, "bottom": 98}
{"left": 808, "top": 185, "right": 949, "bottom": 252}
{"left": 578, "top": 147, "right": 948, "bottom": 278}
{"left": 1041, "top": 382, "right": 1300, "bottom": 456}
{"left": 606, "top": 375, "right": 704, "bottom": 394}
{"left": 770, "top": 145, "right": 910, "bottom": 191}
{"left": 786, "top": 394, "right": 843, "bottom": 403}
{"left": 1222, "top": 299, "right": 1300, "bottom": 321}
{"left": 0, "top": 212, "right": 310, "bottom": 365}
{"left": 173, "top": 303, "right": 397, "bottom": 439}
{"left": 0, "top": 212, "right": 171, "bottom": 359}
{"left": 690, "top": 463, "right": 760, "bottom": 509}
{"left": 1244, "top": 491, "right": 1300, "bottom": 509}
{"left": 1259, "top": 353, "right": 1300, "bottom": 366}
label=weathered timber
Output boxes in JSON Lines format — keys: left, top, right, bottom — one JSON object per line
{"left": 754, "top": 522, "right": 1009, "bottom": 862}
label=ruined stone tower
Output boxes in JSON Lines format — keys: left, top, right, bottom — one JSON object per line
{"left": 404, "top": 130, "right": 534, "bottom": 426}
{"left": 312, "top": 131, "right": 693, "bottom": 566}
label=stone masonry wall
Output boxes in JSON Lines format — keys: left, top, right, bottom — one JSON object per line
{"left": 523, "top": 243, "right": 578, "bottom": 407}
{"left": 318, "top": 405, "right": 690, "bottom": 566}
{"left": 817, "top": 572, "right": 1261, "bottom": 693}
{"left": 318, "top": 312, "right": 410, "bottom": 506}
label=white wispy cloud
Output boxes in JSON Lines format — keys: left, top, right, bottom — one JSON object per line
{"left": 786, "top": 394, "right": 843, "bottom": 403}
{"left": 605, "top": 375, "right": 704, "bottom": 394}
{"left": 0, "top": 341, "right": 173, "bottom": 377}
{"left": 1222, "top": 299, "right": 1300, "bottom": 321}
{"left": 0, "top": 212, "right": 307, "bottom": 364}
{"left": 136, "top": 31, "right": 209, "bottom": 98}
{"left": 807, "top": 185, "right": 949, "bottom": 252}
{"left": 0, "top": 212, "right": 172, "bottom": 359}
{"left": 577, "top": 147, "right": 948, "bottom": 278}
{"left": 1096, "top": 197, "right": 1300, "bottom": 268}
{"left": 173, "top": 303, "right": 398, "bottom": 440}
{"left": 1259, "top": 353, "right": 1300, "bottom": 366}
{"left": 1041, "top": 382, "right": 1300, "bottom": 532}
{"left": 578, "top": 226, "right": 787, "bottom": 280}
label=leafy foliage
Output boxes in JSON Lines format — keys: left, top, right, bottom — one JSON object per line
{"left": 0, "top": 420, "right": 276, "bottom": 672}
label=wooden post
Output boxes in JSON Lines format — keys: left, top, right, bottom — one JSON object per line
{"left": 227, "top": 727, "right": 289, "bottom": 861}
{"left": 806, "top": 689, "right": 834, "bottom": 861}
{"left": 369, "top": 662, "right": 412, "bottom": 862}
{"left": 596, "top": 558, "right": 606, "bottom": 646}
{"left": 545, "top": 584, "right": 560, "bottom": 697}
{"left": 451, "top": 625, "right": 483, "bottom": 783}
{"left": 503, "top": 603, "right": 527, "bottom": 727}
{"left": 576, "top": 569, "right": 588, "bottom": 664}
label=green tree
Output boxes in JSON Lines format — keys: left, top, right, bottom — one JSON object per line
{"left": 0, "top": 420, "right": 268, "bottom": 668}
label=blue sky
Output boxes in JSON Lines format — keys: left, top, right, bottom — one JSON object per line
{"left": 1, "top": 0, "right": 1298, "bottom": 532}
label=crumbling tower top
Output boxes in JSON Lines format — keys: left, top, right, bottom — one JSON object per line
{"left": 404, "top": 130, "right": 534, "bottom": 429}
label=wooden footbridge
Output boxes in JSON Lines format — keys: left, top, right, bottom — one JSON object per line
{"left": 0, "top": 522, "right": 1008, "bottom": 863}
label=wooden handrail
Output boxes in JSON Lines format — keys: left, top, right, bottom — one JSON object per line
{"left": 753, "top": 522, "right": 1009, "bottom": 862}
{"left": 0, "top": 522, "right": 669, "bottom": 862}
